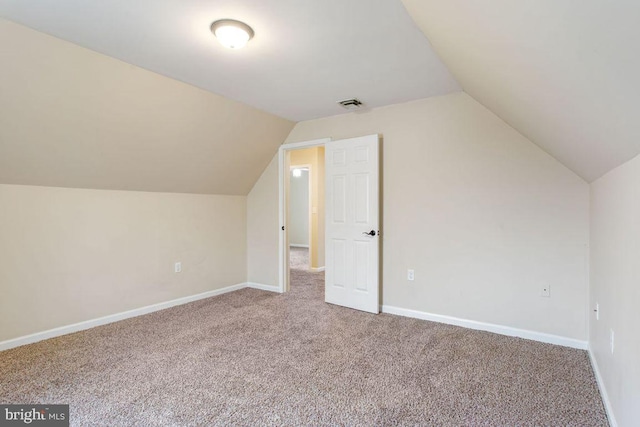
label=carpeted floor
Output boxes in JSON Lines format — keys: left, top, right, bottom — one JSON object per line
{"left": 0, "top": 252, "right": 607, "bottom": 426}
{"left": 289, "top": 246, "right": 310, "bottom": 270}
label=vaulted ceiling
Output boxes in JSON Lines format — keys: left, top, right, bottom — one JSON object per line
{"left": 0, "top": 19, "right": 294, "bottom": 195}
{"left": 0, "top": 0, "right": 459, "bottom": 121}
{"left": 402, "top": 0, "right": 640, "bottom": 182}
{"left": 1, "top": 0, "right": 639, "bottom": 193}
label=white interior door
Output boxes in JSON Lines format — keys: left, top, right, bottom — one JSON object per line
{"left": 325, "top": 134, "right": 380, "bottom": 313}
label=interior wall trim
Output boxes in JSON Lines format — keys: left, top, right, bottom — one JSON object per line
{"left": 381, "top": 305, "right": 588, "bottom": 350}
{"left": 0, "top": 283, "right": 248, "bottom": 352}
{"left": 278, "top": 138, "right": 332, "bottom": 294}
{"left": 588, "top": 345, "right": 618, "bottom": 427}
{"left": 245, "top": 282, "right": 281, "bottom": 293}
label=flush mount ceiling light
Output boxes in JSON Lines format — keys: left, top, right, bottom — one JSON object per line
{"left": 210, "top": 19, "right": 254, "bottom": 49}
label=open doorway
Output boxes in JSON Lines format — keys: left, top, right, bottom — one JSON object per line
{"left": 282, "top": 143, "right": 326, "bottom": 294}
{"left": 279, "top": 135, "right": 381, "bottom": 312}
{"left": 289, "top": 166, "right": 311, "bottom": 269}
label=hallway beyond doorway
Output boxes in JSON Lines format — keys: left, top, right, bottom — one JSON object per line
{"left": 289, "top": 246, "right": 324, "bottom": 295}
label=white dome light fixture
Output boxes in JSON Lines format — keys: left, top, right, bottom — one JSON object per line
{"left": 210, "top": 19, "right": 254, "bottom": 49}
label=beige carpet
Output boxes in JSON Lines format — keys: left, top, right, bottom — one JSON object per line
{"left": 289, "top": 246, "right": 310, "bottom": 270}
{"left": 0, "top": 261, "right": 607, "bottom": 425}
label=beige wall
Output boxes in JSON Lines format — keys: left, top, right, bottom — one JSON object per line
{"left": 0, "top": 19, "right": 294, "bottom": 195}
{"left": 590, "top": 154, "right": 640, "bottom": 426}
{"left": 247, "top": 157, "right": 280, "bottom": 286}
{"left": 0, "top": 184, "right": 247, "bottom": 342}
{"left": 290, "top": 147, "right": 325, "bottom": 269}
{"left": 248, "top": 92, "right": 590, "bottom": 340}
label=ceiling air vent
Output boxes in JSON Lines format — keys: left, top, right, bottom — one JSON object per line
{"left": 337, "top": 98, "right": 364, "bottom": 110}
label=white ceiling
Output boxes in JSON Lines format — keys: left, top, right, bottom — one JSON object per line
{"left": 402, "top": 0, "right": 640, "bottom": 182}
{"left": 0, "top": 0, "right": 460, "bottom": 122}
{"left": 4, "top": 0, "right": 636, "bottom": 184}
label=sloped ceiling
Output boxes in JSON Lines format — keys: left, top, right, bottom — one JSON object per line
{"left": 0, "top": 0, "right": 460, "bottom": 121}
{"left": 0, "top": 20, "right": 294, "bottom": 195}
{"left": 402, "top": 0, "right": 640, "bottom": 182}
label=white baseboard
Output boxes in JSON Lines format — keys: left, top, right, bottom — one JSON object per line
{"left": 588, "top": 345, "right": 618, "bottom": 427}
{"left": 289, "top": 244, "right": 309, "bottom": 248}
{"left": 0, "top": 283, "right": 247, "bottom": 352}
{"left": 246, "top": 282, "right": 281, "bottom": 293}
{"left": 0, "top": 284, "right": 591, "bottom": 358}
{"left": 381, "top": 305, "right": 588, "bottom": 350}
{"left": 310, "top": 266, "right": 325, "bottom": 272}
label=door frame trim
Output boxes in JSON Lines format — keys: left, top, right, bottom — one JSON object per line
{"left": 278, "top": 138, "right": 331, "bottom": 293}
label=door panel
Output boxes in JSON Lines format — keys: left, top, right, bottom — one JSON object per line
{"left": 332, "top": 175, "right": 347, "bottom": 223}
{"left": 325, "top": 134, "right": 380, "bottom": 313}
{"left": 354, "top": 240, "right": 370, "bottom": 292}
{"left": 332, "top": 238, "right": 347, "bottom": 288}
{"left": 354, "top": 174, "right": 370, "bottom": 224}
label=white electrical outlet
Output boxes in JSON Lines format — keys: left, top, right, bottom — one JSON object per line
{"left": 540, "top": 284, "right": 551, "bottom": 297}
{"left": 610, "top": 329, "right": 615, "bottom": 354}
{"left": 595, "top": 303, "right": 599, "bottom": 320}
{"left": 407, "top": 269, "right": 415, "bottom": 281}
{"left": 175, "top": 262, "right": 182, "bottom": 273}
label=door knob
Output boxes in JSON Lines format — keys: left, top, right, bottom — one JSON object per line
{"left": 362, "top": 230, "right": 376, "bottom": 236}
